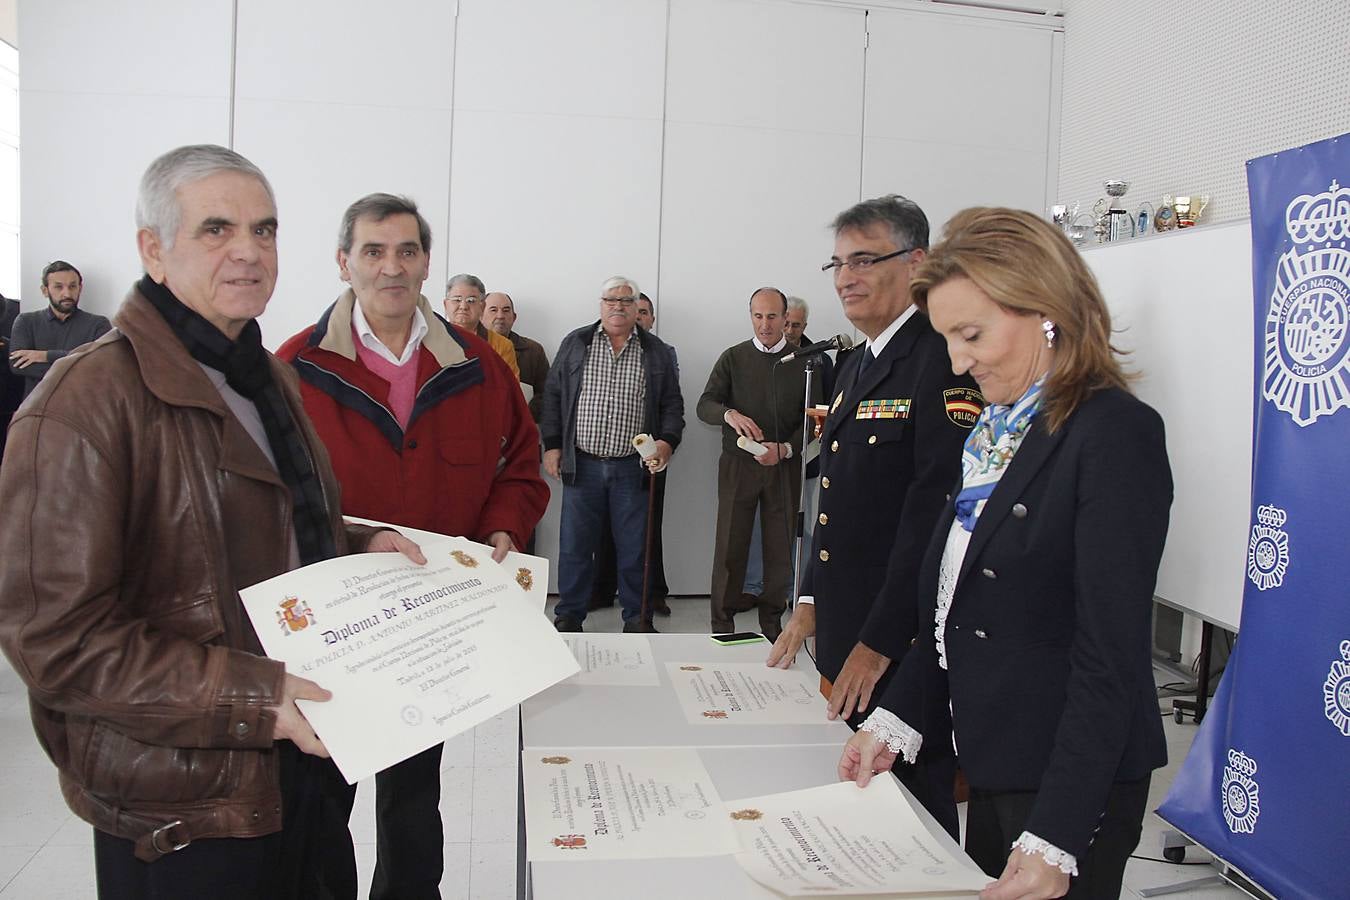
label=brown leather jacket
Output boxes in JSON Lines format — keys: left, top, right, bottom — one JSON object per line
{"left": 0, "top": 285, "right": 378, "bottom": 860}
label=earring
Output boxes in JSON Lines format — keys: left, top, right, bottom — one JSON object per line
{"left": 1042, "top": 319, "right": 1056, "bottom": 349}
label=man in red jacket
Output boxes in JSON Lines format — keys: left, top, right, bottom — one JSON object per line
{"left": 276, "top": 192, "right": 547, "bottom": 900}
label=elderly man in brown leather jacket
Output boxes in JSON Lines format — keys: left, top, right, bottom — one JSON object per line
{"left": 0, "top": 145, "right": 422, "bottom": 900}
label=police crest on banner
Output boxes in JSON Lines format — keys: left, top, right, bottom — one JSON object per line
{"left": 1158, "top": 133, "right": 1350, "bottom": 900}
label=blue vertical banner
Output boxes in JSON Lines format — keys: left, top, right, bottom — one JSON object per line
{"left": 1158, "top": 133, "right": 1350, "bottom": 898}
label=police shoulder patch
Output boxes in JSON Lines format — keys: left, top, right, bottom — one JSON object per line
{"left": 943, "top": 387, "right": 983, "bottom": 427}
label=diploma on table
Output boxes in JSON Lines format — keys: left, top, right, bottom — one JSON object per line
{"left": 343, "top": 516, "right": 550, "bottom": 610}
{"left": 667, "top": 662, "right": 824, "bottom": 725}
{"left": 727, "top": 779, "right": 990, "bottom": 896}
{"left": 240, "top": 539, "right": 578, "bottom": 784}
{"left": 522, "top": 748, "right": 739, "bottom": 861}
{"left": 563, "top": 634, "right": 659, "bottom": 686}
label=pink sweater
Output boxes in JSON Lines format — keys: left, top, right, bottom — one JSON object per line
{"left": 352, "top": 325, "right": 419, "bottom": 430}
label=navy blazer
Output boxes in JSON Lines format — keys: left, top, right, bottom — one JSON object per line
{"left": 804, "top": 311, "right": 980, "bottom": 686}
{"left": 879, "top": 386, "right": 1172, "bottom": 859}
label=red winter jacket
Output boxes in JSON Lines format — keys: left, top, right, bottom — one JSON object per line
{"left": 276, "top": 292, "right": 548, "bottom": 548}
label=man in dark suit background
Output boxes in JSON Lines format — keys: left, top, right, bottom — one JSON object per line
{"left": 767, "top": 194, "right": 980, "bottom": 832}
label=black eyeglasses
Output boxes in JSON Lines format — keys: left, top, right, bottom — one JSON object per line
{"left": 820, "top": 247, "right": 916, "bottom": 274}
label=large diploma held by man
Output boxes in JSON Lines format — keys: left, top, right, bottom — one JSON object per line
{"left": 241, "top": 536, "right": 579, "bottom": 783}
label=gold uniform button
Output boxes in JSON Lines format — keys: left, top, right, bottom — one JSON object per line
{"left": 821, "top": 477, "right": 830, "bottom": 489}
{"left": 818, "top": 513, "right": 828, "bottom": 525}
{"left": 868, "top": 435, "right": 877, "bottom": 445}
{"left": 830, "top": 440, "right": 839, "bottom": 452}
{"left": 819, "top": 549, "right": 830, "bottom": 562}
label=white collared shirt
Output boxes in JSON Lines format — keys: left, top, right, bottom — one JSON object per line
{"left": 864, "top": 304, "right": 919, "bottom": 359}
{"left": 351, "top": 300, "right": 428, "bottom": 366}
{"left": 752, "top": 335, "right": 788, "bottom": 354}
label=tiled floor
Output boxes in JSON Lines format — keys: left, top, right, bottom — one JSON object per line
{"left": 0, "top": 596, "right": 1247, "bottom": 899}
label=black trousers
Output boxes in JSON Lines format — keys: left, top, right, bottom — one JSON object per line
{"left": 94, "top": 744, "right": 355, "bottom": 900}
{"left": 330, "top": 742, "right": 446, "bottom": 900}
{"left": 965, "top": 776, "right": 1151, "bottom": 899}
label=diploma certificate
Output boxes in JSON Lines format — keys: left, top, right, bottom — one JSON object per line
{"left": 343, "top": 516, "right": 550, "bottom": 610}
{"left": 523, "top": 748, "right": 739, "bottom": 861}
{"left": 563, "top": 635, "right": 659, "bottom": 686}
{"left": 667, "top": 662, "right": 824, "bottom": 725}
{"left": 240, "top": 540, "right": 578, "bottom": 783}
{"left": 727, "top": 779, "right": 989, "bottom": 896}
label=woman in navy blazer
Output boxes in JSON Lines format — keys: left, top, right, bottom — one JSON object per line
{"left": 839, "top": 208, "right": 1172, "bottom": 900}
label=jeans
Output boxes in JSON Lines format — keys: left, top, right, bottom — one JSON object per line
{"left": 555, "top": 453, "right": 650, "bottom": 624}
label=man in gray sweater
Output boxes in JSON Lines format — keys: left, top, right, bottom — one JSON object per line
{"left": 697, "top": 287, "right": 818, "bottom": 640}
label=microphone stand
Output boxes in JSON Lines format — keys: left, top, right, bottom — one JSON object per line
{"left": 790, "top": 355, "right": 819, "bottom": 610}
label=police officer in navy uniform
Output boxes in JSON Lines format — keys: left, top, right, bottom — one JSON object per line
{"left": 767, "top": 194, "right": 980, "bottom": 836}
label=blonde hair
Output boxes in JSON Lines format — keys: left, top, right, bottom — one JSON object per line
{"left": 910, "top": 207, "right": 1130, "bottom": 432}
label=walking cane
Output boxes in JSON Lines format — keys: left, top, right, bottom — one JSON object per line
{"left": 632, "top": 433, "right": 662, "bottom": 632}
{"left": 639, "top": 466, "right": 658, "bottom": 631}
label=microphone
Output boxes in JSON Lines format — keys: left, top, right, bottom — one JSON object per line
{"left": 778, "top": 333, "right": 854, "bottom": 364}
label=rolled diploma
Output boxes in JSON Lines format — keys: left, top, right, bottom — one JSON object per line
{"left": 632, "top": 433, "right": 659, "bottom": 460}
{"left": 736, "top": 435, "right": 770, "bottom": 457}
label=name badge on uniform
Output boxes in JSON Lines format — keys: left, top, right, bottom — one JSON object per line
{"left": 856, "top": 398, "right": 910, "bottom": 420}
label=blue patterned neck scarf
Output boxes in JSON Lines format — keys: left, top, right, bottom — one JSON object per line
{"left": 954, "top": 378, "right": 1045, "bottom": 532}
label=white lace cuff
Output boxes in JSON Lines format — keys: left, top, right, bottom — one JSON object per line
{"left": 1012, "top": 832, "right": 1078, "bottom": 876}
{"left": 859, "top": 707, "right": 922, "bottom": 764}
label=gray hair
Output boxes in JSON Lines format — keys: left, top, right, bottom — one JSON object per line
{"left": 338, "top": 192, "right": 432, "bottom": 255}
{"left": 601, "top": 275, "right": 639, "bottom": 299}
{"left": 831, "top": 194, "right": 930, "bottom": 251}
{"left": 447, "top": 273, "right": 486, "bottom": 296}
{"left": 786, "top": 295, "right": 809, "bottom": 317}
{"left": 136, "top": 144, "right": 275, "bottom": 251}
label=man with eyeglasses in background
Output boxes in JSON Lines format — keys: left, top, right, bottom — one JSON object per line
{"left": 541, "top": 275, "right": 684, "bottom": 633}
{"left": 765, "top": 194, "right": 980, "bottom": 837}
{"left": 444, "top": 273, "right": 520, "bottom": 378}
{"left": 591, "top": 291, "right": 676, "bottom": 616}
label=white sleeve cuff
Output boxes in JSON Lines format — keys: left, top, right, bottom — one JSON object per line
{"left": 796, "top": 595, "right": 815, "bottom": 605}
{"left": 1013, "top": 832, "right": 1078, "bottom": 876}
{"left": 859, "top": 706, "right": 922, "bottom": 764}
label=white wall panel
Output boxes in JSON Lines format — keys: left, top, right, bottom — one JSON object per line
{"left": 658, "top": 0, "right": 865, "bottom": 597}
{"left": 448, "top": 0, "right": 668, "bottom": 589}
{"left": 233, "top": 0, "right": 457, "bottom": 348}
{"left": 17, "top": 1, "right": 232, "bottom": 315}
{"left": 453, "top": 0, "right": 666, "bottom": 119}
{"left": 862, "top": 9, "right": 1055, "bottom": 237}
{"left": 21, "top": 0, "right": 232, "bottom": 99}
{"left": 232, "top": 0, "right": 456, "bottom": 110}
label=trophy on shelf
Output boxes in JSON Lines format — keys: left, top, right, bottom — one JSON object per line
{"left": 1155, "top": 195, "right": 1178, "bottom": 232}
{"left": 1136, "top": 202, "right": 1154, "bottom": 237}
{"left": 1102, "top": 180, "right": 1135, "bottom": 242}
{"left": 1175, "top": 195, "right": 1210, "bottom": 227}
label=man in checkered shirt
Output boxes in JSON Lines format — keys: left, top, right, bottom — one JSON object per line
{"left": 540, "top": 275, "right": 685, "bottom": 633}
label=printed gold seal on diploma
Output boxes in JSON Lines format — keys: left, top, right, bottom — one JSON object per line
{"left": 540, "top": 756, "right": 570, "bottom": 765}
{"left": 701, "top": 710, "right": 728, "bottom": 719}
{"left": 515, "top": 567, "right": 534, "bottom": 591}
{"left": 680, "top": 665, "right": 703, "bottom": 671}
{"left": 450, "top": 550, "right": 479, "bottom": 568}
{"left": 730, "top": 809, "right": 763, "bottom": 821}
